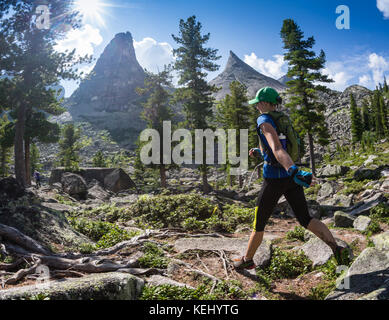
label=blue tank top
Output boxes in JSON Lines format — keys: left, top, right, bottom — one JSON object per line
{"left": 257, "top": 115, "right": 289, "bottom": 179}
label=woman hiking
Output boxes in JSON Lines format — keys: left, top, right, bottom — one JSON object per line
{"left": 233, "top": 87, "right": 350, "bottom": 270}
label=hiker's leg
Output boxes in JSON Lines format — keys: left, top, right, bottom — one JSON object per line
{"left": 284, "top": 181, "right": 337, "bottom": 252}
{"left": 307, "top": 219, "right": 338, "bottom": 252}
{"left": 245, "top": 179, "right": 284, "bottom": 260}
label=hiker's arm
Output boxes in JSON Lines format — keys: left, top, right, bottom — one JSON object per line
{"left": 260, "top": 122, "right": 294, "bottom": 171}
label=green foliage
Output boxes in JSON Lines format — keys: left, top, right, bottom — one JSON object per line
{"left": 280, "top": 19, "right": 332, "bottom": 174}
{"left": 308, "top": 282, "right": 335, "bottom": 300}
{"left": 286, "top": 226, "right": 306, "bottom": 242}
{"left": 121, "top": 194, "right": 215, "bottom": 229}
{"left": 172, "top": 15, "right": 221, "bottom": 191}
{"left": 266, "top": 247, "right": 312, "bottom": 279}
{"left": 67, "top": 216, "right": 138, "bottom": 249}
{"left": 370, "top": 203, "right": 389, "bottom": 223}
{"left": 362, "top": 219, "right": 381, "bottom": 237}
{"left": 58, "top": 123, "right": 81, "bottom": 171}
{"left": 0, "top": 114, "right": 13, "bottom": 178}
{"left": 341, "top": 179, "right": 373, "bottom": 195}
{"left": 140, "top": 279, "right": 247, "bottom": 300}
{"left": 30, "top": 143, "right": 42, "bottom": 174}
{"left": 92, "top": 150, "right": 107, "bottom": 167}
{"left": 350, "top": 93, "right": 363, "bottom": 142}
{"left": 138, "top": 242, "right": 170, "bottom": 269}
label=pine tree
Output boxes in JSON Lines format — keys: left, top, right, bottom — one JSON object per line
{"left": 136, "top": 66, "right": 176, "bottom": 188}
{"left": 280, "top": 19, "right": 333, "bottom": 176}
{"left": 372, "top": 90, "right": 385, "bottom": 138}
{"left": 350, "top": 93, "right": 363, "bottom": 142}
{"left": 30, "top": 143, "right": 42, "bottom": 176}
{"left": 379, "top": 94, "right": 389, "bottom": 136}
{"left": 0, "top": 1, "right": 92, "bottom": 187}
{"left": 172, "top": 16, "right": 221, "bottom": 193}
{"left": 216, "top": 81, "right": 251, "bottom": 188}
{"left": 361, "top": 99, "right": 371, "bottom": 132}
{"left": 58, "top": 124, "right": 81, "bottom": 172}
{"left": 384, "top": 76, "right": 388, "bottom": 93}
{"left": 0, "top": 114, "right": 13, "bottom": 178}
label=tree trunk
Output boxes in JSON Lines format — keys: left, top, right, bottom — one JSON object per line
{"left": 202, "top": 169, "right": 210, "bottom": 193}
{"left": 160, "top": 164, "right": 167, "bottom": 188}
{"left": 238, "top": 174, "right": 243, "bottom": 189}
{"left": 24, "top": 136, "right": 31, "bottom": 186}
{"left": 14, "top": 103, "right": 26, "bottom": 188}
{"left": 308, "top": 133, "right": 316, "bottom": 176}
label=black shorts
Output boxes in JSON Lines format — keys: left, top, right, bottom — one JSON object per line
{"left": 253, "top": 177, "right": 313, "bottom": 232}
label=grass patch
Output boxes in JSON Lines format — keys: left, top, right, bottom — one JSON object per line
{"left": 138, "top": 242, "right": 170, "bottom": 269}
{"left": 120, "top": 195, "right": 253, "bottom": 233}
{"left": 286, "top": 226, "right": 306, "bottom": 242}
{"left": 140, "top": 278, "right": 247, "bottom": 300}
{"left": 67, "top": 216, "right": 139, "bottom": 250}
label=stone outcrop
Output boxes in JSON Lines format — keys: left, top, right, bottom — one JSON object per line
{"left": 325, "top": 247, "right": 389, "bottom": 300}
{"left": 61, "top": 173, "right": 88, "bottom": 200}
{"left": 0, "top": 272, "right": 144, "bottom": 300}
{"left": 50, "top": 167, "right": 136, "bottom": 193}
{"left": 104, "top": 168, "right": 137, "bottom": 193}
{"left": 66, "top": 32, "right": 147, "bottom": 148}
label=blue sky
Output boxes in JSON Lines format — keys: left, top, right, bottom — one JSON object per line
{"left": 57, "top": 0, "right": 389, "bottom": 97}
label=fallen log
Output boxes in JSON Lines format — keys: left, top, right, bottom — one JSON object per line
{"left": 0, "top": 223, "right": 51, "bottom": 255}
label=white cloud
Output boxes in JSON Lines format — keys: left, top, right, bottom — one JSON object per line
{"left": 358, "top": 74, "right": 373, "bottom": 87}
{"left": 321, "top": 61, "right": 354, "bottom": 91}
{"left": 133, "top": 37, "right": 175, "bottom": 74}
{"left": 54, "top": 24, "right": 103, "bottom": 57}
{"left": 243, "top": 53, "right": 287, "bottom": 79}
{"left": 368, "top": 53, "right": 389, "bottom": 85}
{"left": 377, "top": 0, "right": 389, "bottom": 18}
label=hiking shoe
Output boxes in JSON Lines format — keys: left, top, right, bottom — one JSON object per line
{"left": 334, "top": 246, "right": 351, "bottom": 266}
{"left": 233, "top": 256, "right": 255, "bottom": 270}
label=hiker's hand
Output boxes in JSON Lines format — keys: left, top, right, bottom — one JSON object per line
{"left": 288, "top": 165, "right": 312, "bottom": 188}
{"left": 249, "top": 148, "right": 261, "bottom": 158}
{"left": 310, "top": 175, "right": 318, "bottom": 187}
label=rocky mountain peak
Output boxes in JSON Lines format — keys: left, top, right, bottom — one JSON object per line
{"left": 66, "top": 31, "right": 146, "bottom": 148}
{"left": 209, "top": 50, "right": 286, "bottom": 101}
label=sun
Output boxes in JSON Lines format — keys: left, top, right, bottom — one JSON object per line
{"left": 74, "top": 0, "right": 111, "bottom": 27}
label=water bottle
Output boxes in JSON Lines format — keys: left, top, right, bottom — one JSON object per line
{"left": 279, "top": 133, "right": 287, "bottom": 150}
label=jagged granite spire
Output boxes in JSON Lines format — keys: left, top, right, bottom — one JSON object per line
{"left": 66, "top": 31, "right": 146, "bottom": 148}
{"left": 209, "top": 51, "right": 286, "bottom": 101}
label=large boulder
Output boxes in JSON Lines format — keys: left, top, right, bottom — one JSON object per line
{"left": 353, "top": 216, "right": 372, "bottom": 232}
{"left": 0, "top": 272, "right": 144, "bottom": 300}
{"left": 318, "top": 182, "right": 335, "bottom": 199}
{"left": 104, "top": 168, "right": 136, "bottom": 193}
{"left": 61, "top": 173, "right": 88, "bottom": 200}
{"left": 346, "top": 193, "right": 386, "bottom": 216}
{"left": 325, "top": 248, "right": 389, "bottom": 300}
{"left": 296, "top": 237, "right": 349, "bottom": 267}
{"left": 88, "top": 184, "right": 112, "bottom": 201}
{"left": 50, "top": 167, "right": 119, "bottom": 186}
{"left": 0, "top": 177, "right": 25, "bottom": 205}
{"left": 334, "top": 211, "right": 355, "bottom": 228}
{"left": 318, "top": 165, "right": 349, "bottom": 177}
{"left": 353, "top": 167, "right": 381, "bottom": 181}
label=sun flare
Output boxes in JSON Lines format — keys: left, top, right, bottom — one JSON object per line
{"left": 74, "top": 0, "right": 111, "bottom": 27}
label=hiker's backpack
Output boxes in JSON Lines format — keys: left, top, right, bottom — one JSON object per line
{"left": 256, "top": 111, "right": 303, "bottom": 167}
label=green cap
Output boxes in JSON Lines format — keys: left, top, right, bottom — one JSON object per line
{"left": 249, "top": 87, "right": 280, "bottom": 105}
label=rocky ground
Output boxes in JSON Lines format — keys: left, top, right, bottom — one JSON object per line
{"left": 1, "top": 140, "right": 389, "bottom": 300}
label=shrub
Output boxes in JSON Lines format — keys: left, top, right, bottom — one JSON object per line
{"left": 286, "top": 226, "right": 306, "bottom": 242}
{"left": 138, "top": 242, "right": 170, "bottom": 269}
{"left": 266, "top": 247, "right": 312, "bottom": 279}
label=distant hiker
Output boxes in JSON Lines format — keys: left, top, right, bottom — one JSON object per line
{"left": 34, "top": 170, "right": 41, "bottom": 188}
{"left": 233, "top": 87, "right": 350, "bottom": 270}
